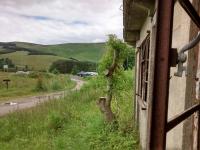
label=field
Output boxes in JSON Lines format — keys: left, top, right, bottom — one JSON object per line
{"left": 0, "top": 72, "right": 75, "bottom": 101}
{"left": 15, "top": 42, "right": 106, "bottom": 62}
{"left": 0, "top": 42, "right": 105, "bottom": 71}
{"left": 0, "top": 71, "right": 139, "bottom": 150}
{"left": 0, "top": 51, "right": 67, "bottom": 71}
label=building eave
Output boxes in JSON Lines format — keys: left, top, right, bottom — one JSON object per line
{"left": 123, "top": 0, "right": 155, "bottom": 46}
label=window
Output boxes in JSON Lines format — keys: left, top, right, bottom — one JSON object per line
{"left": 138, "top": 34, "right": 150, "bottom": 102}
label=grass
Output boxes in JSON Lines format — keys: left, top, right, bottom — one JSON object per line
{"left": 0, "top": 72, "right": 75, "bottom": 101}
{"left": 0, "top": 70, "right": 139, "bottom": 150}
{"left": 0, "top": 51, "right": 67, "bottom": 71}
{"left": 15, "top": 42, "right": 105, "bottom": 62}
{"left": 0, "top": 42, "right": 105, "bottom": 71}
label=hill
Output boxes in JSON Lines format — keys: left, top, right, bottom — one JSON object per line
{"left": 0, "top": 51, "right": 66, "bottom": 71}
{"left": 0, "top": 42, "right": 106, "bottom": 71}
{"left": 16, "top": 42, "right": 105, "bottom": 62}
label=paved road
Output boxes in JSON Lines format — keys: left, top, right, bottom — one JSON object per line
{"left": 0, "top": 76, "right": 85, "bottom": 117}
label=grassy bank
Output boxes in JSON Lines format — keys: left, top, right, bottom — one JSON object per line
{"left": 0, "top": 72, "right": 75, "bottom": 101}
{"left": 0, "top": 70, "right": 138, "bottom": 149}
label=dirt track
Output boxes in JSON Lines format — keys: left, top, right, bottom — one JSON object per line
{"left": 0, "top": 76, "right": 85, "bottom": 117}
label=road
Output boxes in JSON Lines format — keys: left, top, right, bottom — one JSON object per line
{"left": 0, "top": 76, "right": 85, "bottom": 117}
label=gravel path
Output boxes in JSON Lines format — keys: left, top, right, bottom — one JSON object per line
{"left": 0, "top": 76, "right": 85, "bottom": 117}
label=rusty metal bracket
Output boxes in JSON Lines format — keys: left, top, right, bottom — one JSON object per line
{"left": 174, "top": 32, "right": 200, "bottom": 77}
{"left": 170, "top": 48, "right": 178, "bottom": 67}
{"left": 166, "top": 103, "right": 200, "bottom": 132}
{"left": 178, "top": 0, "right": 200, "bottom": 28}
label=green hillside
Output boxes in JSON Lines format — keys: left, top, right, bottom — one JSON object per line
{"left": 15, "top": 42, "right": 106, "bottom": 62}
{"left": 0, "top": 51, "right": 66, "bottom": 71}
{"left": 0, "top": 42, "right": 106, "bottom": 71}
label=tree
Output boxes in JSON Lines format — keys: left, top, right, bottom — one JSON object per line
{"left": 123, "top": 49, "right": 135, "bottom": 70}
{"left": 0, "top": 58, "right": 15, "bottom": 69}
{"left": 97, "top": 35, "right": 133, "bottom": 123}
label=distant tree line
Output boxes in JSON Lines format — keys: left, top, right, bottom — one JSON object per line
{"left": 49, "top": 60, "right": 97, "bottom": 74}
{"left": 123, "top": 49, "right": 135, "bottom": 70}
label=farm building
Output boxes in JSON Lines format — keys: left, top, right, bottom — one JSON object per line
{"left": 123, "top": 0, "right": 200, "bottom": 149}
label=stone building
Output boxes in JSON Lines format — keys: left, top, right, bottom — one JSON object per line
{"left": 123, "top": 0, "right": 200, "bottom": 149}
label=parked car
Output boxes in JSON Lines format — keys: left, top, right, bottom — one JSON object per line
{"left": 77, "top": 71, "right": 98, "bottom": 77}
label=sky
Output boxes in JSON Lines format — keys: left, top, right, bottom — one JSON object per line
{"left": 0, "top": 0, "right": 123, "bottom": 45}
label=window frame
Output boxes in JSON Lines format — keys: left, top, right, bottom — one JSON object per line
{"left": 136, "top": 33, "right": 150, "bottom": 109}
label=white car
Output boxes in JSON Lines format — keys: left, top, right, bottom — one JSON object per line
{"left": 77, "top": 71, "right": 98, "bottom": 77}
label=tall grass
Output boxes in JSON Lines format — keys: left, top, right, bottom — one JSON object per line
{"left": 0, "top": 72, "right": 75, "bottom": 101}
{"left": 0, "top": 70, "right": 138, "bottom": 150}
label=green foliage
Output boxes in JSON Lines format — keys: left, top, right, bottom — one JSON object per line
{"left": 98, "top": 35, "right": 134, "bottom": 109}
{"left": 34, "top": 77, "right": 48, "bottom": 92}
{"left": 89, "top": 125, "right": 138, "bottom": 150}
{"left": 99, "top": 35, "right": 133, "bottom": 77}
{"left": 123, "top": 49, "right": 135, "bottom": 70}
{"left": 50, "top": 79, "right": 63, "bottom": 91}
{"left": 0, "top": 71, "right": 139, "bottom": 149}
{"left": 71, "top": 65, "right": 79, "bottom": 74}
{"left": 49, "top": 60, "right": 97, "bottom": 74}
{"left": 34, "top": 73, "right": 74, "bottom": 92}
{"left": 46, "top": 112, "right": 68, "bottom": 131}
{"left": 0, "top": 58, "right": 15, "bottom": 69}
{"left": 0, "top": 120, "right": 14, "bottom": 142}
{"left": 28, "top": 71, "right": 54, "bottom": 79}
{"left": 0, "top": 72, "right": 75, "bottom": 101}
{"left": 50, "top": 68, "right": 60, "bottom": 75}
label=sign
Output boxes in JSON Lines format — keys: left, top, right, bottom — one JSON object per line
{"left": 3, "top": 65, "right": 8, "bottom": 69}
{"left": 3, "top": 79, "right": 11, "bottom": 89}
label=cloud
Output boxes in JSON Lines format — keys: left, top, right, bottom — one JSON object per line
{"left": 0, "top": 0, "right": 123, "bottom": 44}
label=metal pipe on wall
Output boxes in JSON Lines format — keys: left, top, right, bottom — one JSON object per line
{"left": 147, "top": 0, "right": 174, "bottom": 149}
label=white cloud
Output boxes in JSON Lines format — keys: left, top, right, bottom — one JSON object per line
{"left": 0, "top": 0, "right": 123, "bottom": 44}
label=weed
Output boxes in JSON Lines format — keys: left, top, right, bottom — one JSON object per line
{"left": 34, "top": 76, "right": 47, "bottom": 92}
{"left": 46, "top": 112, "right": 67, "bottom": 131}
{"left": 0, "top": 71, "right": 138, "bottom": 149}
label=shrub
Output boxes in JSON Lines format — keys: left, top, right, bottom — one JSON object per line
{"left": 49, "top": 60, "right": 97, "bottom": 74}
{"left": 46, "top": 112, "right": 67, "bottom": 131}
{"left": 34, "top": 77, "right": 47, "bottom": 92}
{"left": 28, "top": 72, "right": 40, "bottom": 78}
{"left": 51, "top": 68, "right": 60, "bottom": 75}
{"left": 29, "top": 71, "right": 54, "bottom": 79}
{"left": 71, "top": 65, "right": 79, "bottom": 74}
{"left": 51, "top": 79, "right": 62, "bottom": 91}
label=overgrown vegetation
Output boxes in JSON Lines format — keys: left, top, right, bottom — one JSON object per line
{"left": 98, "top": 35, "right": 134, "bottom": 123}
{"left": 0, "top": 72, "right": 75, "bottom": 101}
{"left": 0, "top": 71, "right": 138, "bottom": 149}
{"left": 123, "top": 49, "right": 135, "bottom": 70}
